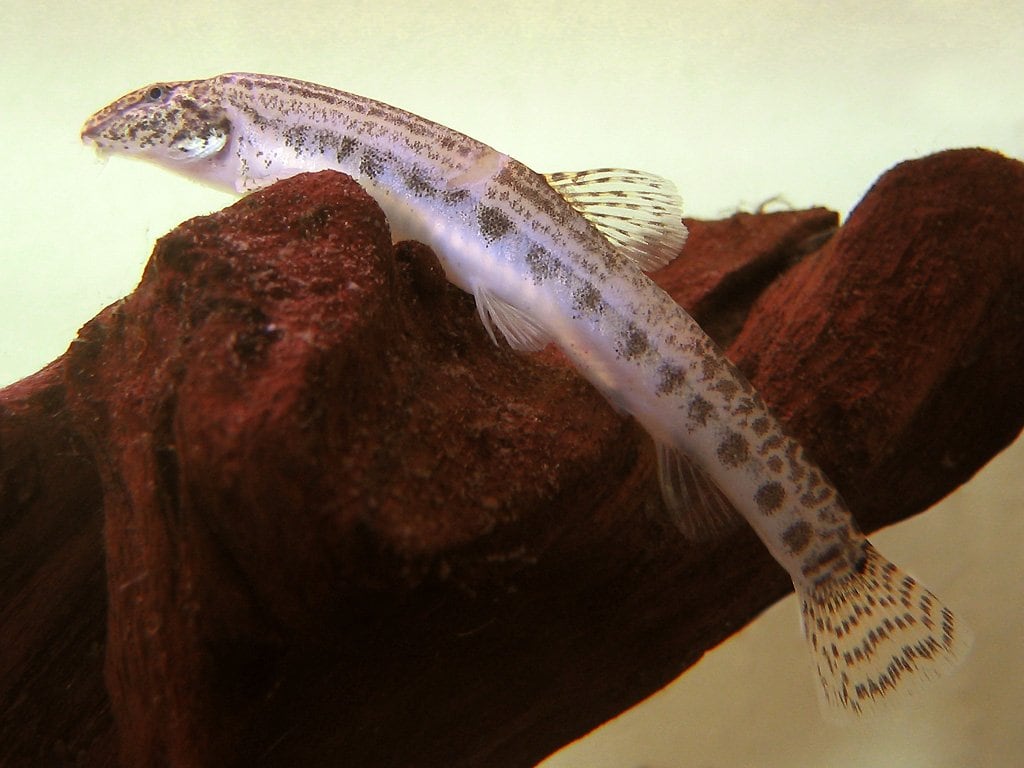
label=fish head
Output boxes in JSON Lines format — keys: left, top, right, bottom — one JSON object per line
{"left": 81, "top": 78, "right": 234, "bottom": 184}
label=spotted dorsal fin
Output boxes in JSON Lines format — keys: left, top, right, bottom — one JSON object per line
{"left": 544, "top": 168, "right": 688, "bottom": 271}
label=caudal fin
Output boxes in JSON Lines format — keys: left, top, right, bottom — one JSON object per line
{"left": 797, "top": 543, "right": 972, "bottom": 718}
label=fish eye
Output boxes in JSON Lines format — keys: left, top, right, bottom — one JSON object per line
{"left": 147, "top": 86, "right": 165, "bottom": 101}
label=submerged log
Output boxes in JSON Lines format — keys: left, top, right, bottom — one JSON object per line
{"left": 1, "top": 148, "right": 1021, "bottom": 767}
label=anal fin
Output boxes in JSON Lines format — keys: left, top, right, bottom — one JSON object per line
{"left": 656, "top": 442, "right": 742, "bottom": 541}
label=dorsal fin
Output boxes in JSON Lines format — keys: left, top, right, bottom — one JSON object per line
{"left": 544, "top": 168, "right": 688, "bottom": 271}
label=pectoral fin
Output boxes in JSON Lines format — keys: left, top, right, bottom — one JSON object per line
{"left": 473, "top": 286, "right": 551, "bottom": 351}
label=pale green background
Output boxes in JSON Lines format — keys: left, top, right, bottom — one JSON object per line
{"left": 2, "top": 1, "right": 1021, "bottom": 766}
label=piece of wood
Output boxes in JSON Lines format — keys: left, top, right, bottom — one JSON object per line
{"left": 1, "top": 149, "right": 1021, "bottom": 767}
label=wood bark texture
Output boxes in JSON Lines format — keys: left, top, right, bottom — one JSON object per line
{"left": 1, "top": 148, "right": 1021, "bottom": 767}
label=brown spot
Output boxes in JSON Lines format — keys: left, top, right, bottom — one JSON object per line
{"left": 751, "top": 416, "right": 771, "bottom": 436}
{"left": 360, "top": 148, "right": 385, "bottom": 179}
{"left": 443, "top": 189, "right": 471, "bottom": 204}
{"left": 766, "top": 455, "right": 784, "bottom": 473}
{"left": 816, "top": 501, "right": 843, "bottom": 524}
{"left": 283, "top": 124, "right": 309, "bottom": 152}
{"left": 687, "top": 395, "right": 714, "bottom": 427}
{"left": 618, "top": 325, "right": 650, "bottom": 360}
{"left": 801, "top": 544, "right": 843, "bottom": 579}
{"left": 716, "top": 431, "right": 750, "bottom": 467}
{"left": 801, "top": 485, "right": 834, "bottom": 508}
{"left": 785, "top": 440, "right": 806, "bottom": 482}
{"left": 524, "top": 244, "right": 553, "bottom": 281}
{"left": 403, "top": 167, "right": 437, "bottom": 198}
{"left": 732, "top": 396, "right": 756, "bottom": 415}
{"left": 336, "top": 135, "right": 358, "bottom": 160}
{"left": 710, "top": 377, "right": 740, "bottom": 402}
{"left": 783, "top": 521, "right": 813, "bottom": 554}
{"left": 656, "top": 363, "right": 687, "bottom": 396}
{"left": 478, "top": 205, "right": 515, "bottom": 242}
{"left": 754, "top": 481, "right": 785, "bottom": 514}
{"left": 312, "top": 128, "right": 338, "bottom": 154}
{"left": 699, "top": 351, "right": 723, "bottom": 380}
{"left": 572, "top": 283, "right": 601, "bottom": 313}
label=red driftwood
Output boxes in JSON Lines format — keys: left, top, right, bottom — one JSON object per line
{"left": 1, "top": 148, "right": 1022, "bottom": 767}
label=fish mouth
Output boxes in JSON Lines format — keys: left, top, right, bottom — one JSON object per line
{"left": 80, "top": 113, "right": 108, "bottom": 147}
{"left": 80, "top": 98, "right": 128, "bottom": 147}
{"left": 80, "top": 115, "right": 128, "bottom": 156}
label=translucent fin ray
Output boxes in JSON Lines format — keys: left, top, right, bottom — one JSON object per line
{"left": 544, "top": 168, "right": 688, "bottom": 272}
{"left": 798, "top": 543, "right": 973, "bottom": 721}
{"left": 655, "top": 442, "right": 742, "bottom": 541}
{"left": 473, "top": 286, "right": 551, "bottom": 351}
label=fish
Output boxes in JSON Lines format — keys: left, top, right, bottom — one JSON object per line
{"left": 81, "top": 72, "right": 971, "bottom": 716}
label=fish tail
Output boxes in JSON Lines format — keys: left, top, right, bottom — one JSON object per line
{"left": 797, "top": 542, "right": 972, "bottom": 718}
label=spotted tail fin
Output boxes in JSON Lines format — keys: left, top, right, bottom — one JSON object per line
{"left": 797, "top": 543, "right": 972, "bottom": 719}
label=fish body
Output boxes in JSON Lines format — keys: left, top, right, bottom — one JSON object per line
{"left": 82, "top": 73, "right": 970, "bottom": 715}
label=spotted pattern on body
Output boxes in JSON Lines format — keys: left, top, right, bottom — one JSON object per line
{"left": 478, "top": 205, "right": 516, "bottom": 242}
{"left": 686, "top": 395, "right": 714, "bottom": 428}
{"left": 716, "top": 430, "right": 750, "bottom": 468}
{"left": 755, "top": 481, "right": 786, "bottom": 515}
{"left": 656, "top": 362, "right": 687, "bottom": 396}
{"left": 783, "top": 520, "right": 814, "bottom": 553}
